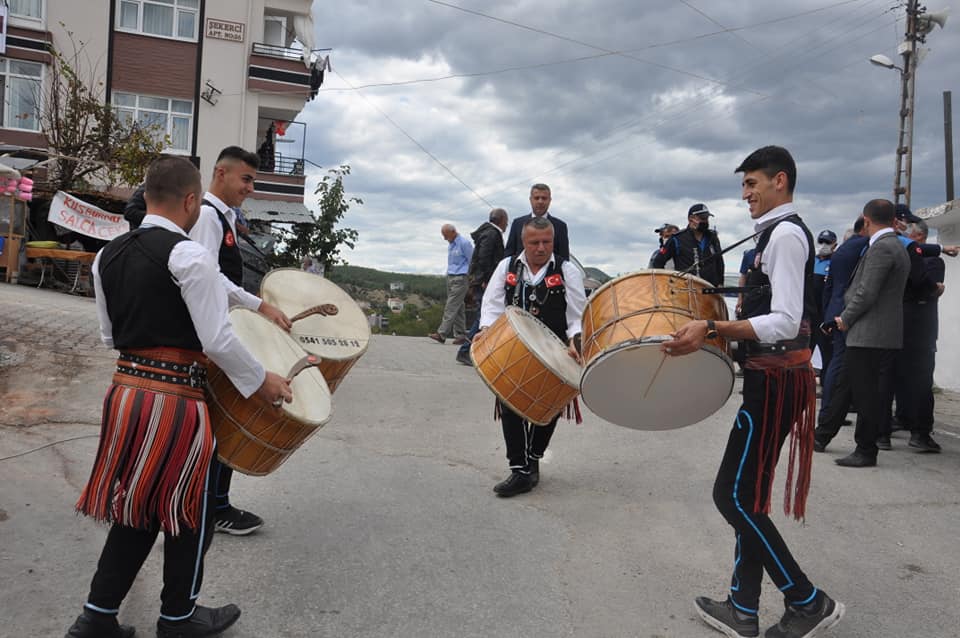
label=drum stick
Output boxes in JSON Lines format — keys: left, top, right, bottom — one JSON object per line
{"left": 642, "top": 352, "right": 669, "bottom": 400}
{"left": 290, "top": 304, "right": 339, "bottom": 323}
{"left": 676, "top": 229, "right": 762, "bottom": 278}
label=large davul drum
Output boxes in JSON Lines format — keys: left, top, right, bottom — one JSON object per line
{"left": 471, "top": 306, "right": 582, "bottom": 425}
{"left": 579, "top": 269, "right": 734, "bottom": 430}
{"left": 207, "top": 308, "right": 332, "bottom": 475}
{"left": 260, "top": 268, "right": 371, "bottom": 393}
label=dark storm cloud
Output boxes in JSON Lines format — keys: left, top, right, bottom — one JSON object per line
{"left": 304, "top": 0, "right": 959, "bottom": 272}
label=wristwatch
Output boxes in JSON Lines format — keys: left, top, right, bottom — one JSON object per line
{"left": 705, "top": 320, "right": 719, "bottom": 339}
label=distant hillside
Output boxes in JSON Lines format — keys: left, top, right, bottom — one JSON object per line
{"left": 327, "top": 265, "right": 446, "bottom": 304}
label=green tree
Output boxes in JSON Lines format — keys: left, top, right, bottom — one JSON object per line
{"left": 40, "top": 30, "right": 166, "bottom": 191}
{"left": 273, "top": 165, "right": 360, "bottom": 272}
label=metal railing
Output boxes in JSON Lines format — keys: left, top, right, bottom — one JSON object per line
{"left": 252, "top": 42, "right": 308, "bottom": 61}
{"left": 256, "top": 117, "right": 306, "bottom": 176}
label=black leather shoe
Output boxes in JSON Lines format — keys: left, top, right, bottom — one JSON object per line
{"left": 813, "top": 439, "right": 827, "bottom": 453}
{"left": 694, "top": 596, "right": 759, "bottom": 637}
{"left": 65, "top": 610, "right": 136, "bottom": 638}
{"left": 455, "top": 350, "right": 473, "bottom": 366}
{"left": 835, "top": 451, "right": 876, "bottom": 468}
{"left": 876, "top": 435, "right": 892, "bottom": 451}
{"left": 493, "top": 471, "right": 534, "bottom": 497}
{"left": 528, "top": 459, "right": 539, "bottom": 487}
{"left": 909, "top": 433, "right": 942, "bottom": 453}
{"left": 156, "top": 605, "right": 240, "bottom": 638}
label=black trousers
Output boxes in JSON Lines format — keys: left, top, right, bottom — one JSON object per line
{"left": 85, "top": 460, "right": 216, "bottom": 620}
{"left": 846, "top": 347, "right": 897, "bottom": 457}
{"left": 500, "top": 401, "right": 559, "bottom": 472}
{"left": 895, "top": 347, "right": 937, "bottom": 433}
{"left": 811, "top": 325, "right": 833, "bottom": 385}
{"left": 713, "top": 369, "right": 815, "bottom": 614}
{"left": 815, "top": 333, "right": 857, "bottom": 443}
{"left": 213, "top": 459, "right": 233, "bottom": 511}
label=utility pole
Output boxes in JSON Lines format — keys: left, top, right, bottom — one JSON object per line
{"left": 945, "top": 90, "right": 955, "bottom": 201}
{"left": 893, "top": 0, "right": 920, "bottom": 208}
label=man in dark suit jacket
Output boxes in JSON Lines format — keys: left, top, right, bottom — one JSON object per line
{"left": 832, "top": 199, "right": 910, "bottom": 467}
{"left": 815, "top": 219, "right": 868, "bottom": 448}
{"left": 895, "top": 220, "right": 946, "bottom": 452}
{"left": 503, "top": 183, "right": 569, "bottom": 260}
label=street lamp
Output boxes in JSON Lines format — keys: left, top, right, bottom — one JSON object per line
{"left": 870, "top": 3, "right": 948, "bottom": 208}
{"left": 869, "top": 54, "right": 902, "bottom": 72}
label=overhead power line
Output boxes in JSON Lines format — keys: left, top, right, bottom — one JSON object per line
{"left": 331, "top": 69, "right": 493, "bottom": 209}
{"left": 310, "top": 0, "right": 877, "bottom": 97}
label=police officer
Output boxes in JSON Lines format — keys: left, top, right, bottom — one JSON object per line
{"left": 649, "top": 223, "right": 679, "bottom": 268}
{"left": 812, "top": 230, "right": 837, "bottom": 377}
{"left": 651, "top": 203, "right": 724, "bottom": 286}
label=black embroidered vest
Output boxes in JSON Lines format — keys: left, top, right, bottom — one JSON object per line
{"left": 203, "top": 199, "right": 243, "bottom": 286}
{"left": 99, "top": 227, "right": 202, "bottom": 351}
{"left": 504, "top": 257, "right": 568, "bottom": 341}
{"left": 741, "top": 214, "right": 817, "bottom": 351}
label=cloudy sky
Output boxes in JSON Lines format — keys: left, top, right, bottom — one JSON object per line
{"left": 296, "top": 0, "right": 959, "bottom": 276}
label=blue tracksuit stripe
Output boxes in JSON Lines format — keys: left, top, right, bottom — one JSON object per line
{"left": 732, "top": 409, "right": 794, "bottom": 589}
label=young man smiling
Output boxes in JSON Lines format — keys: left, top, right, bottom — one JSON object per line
{"left": 664, "top": 146, "right": 844, "bottom": 638}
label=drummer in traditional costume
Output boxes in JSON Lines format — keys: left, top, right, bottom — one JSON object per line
{"left": 65, "top": 157, "right": 292, "bottom": 638}
{"left": 478, "top": 216, "right": 586, "bottom": 497}
{"left": 663, "top": 147, "right": 844, "bottom": 638}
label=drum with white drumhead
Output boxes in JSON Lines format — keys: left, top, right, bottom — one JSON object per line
{"left": 207, "top": 308, "right": 332, "bottom": 475}
{"left": 260, "top": 268, "right": 371, "bottom": 393}
{"left": 471, "top": 306, "right": 581, "bottom": 425}
{"left": 579, "top": 269, "right": 734, "bottom": 430}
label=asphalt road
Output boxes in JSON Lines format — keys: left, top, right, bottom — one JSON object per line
{"left": 1, "top": 284, "right": 959, "bottom": 638}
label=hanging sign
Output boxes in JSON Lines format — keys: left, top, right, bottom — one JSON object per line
{"left": 48, "top": 191, "right": 129, "bottom": 240}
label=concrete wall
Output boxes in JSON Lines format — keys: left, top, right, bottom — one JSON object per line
{"left": 196, "top": 0, "right": 255, "bottom": 178}
{"left": 921, "top": 202, "right": 960, "bottom": 390}
{"left": 46, "top": 3, "right": 110, "bottom": 82}
{"left": 197, "top": 0, "right": 312, "bottom": 179}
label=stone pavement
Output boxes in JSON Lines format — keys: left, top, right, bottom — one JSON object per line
{"left": 1, "top": 282, "right": 959, "bottom": 638}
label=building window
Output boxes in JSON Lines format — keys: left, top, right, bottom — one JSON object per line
{"left": 9, "top": 0, "right": 43, "bottom": 20}
{"left": 113, "top": 92, "right": 193, "bottom": 153}
{"left": 0, "top": 59, "right": 43, "bottom": 132}
{"left": 116, "top": 0, "right": 199, "bottom": 41}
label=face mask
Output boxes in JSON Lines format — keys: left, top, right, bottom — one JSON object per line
{"left": 817, "top": 244, "right": 834, "bottom": 257}
{"left": 696, "top": 221, "right": 709, "bottom": 232}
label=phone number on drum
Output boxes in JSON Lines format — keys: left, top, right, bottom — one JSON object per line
{"left": 299, "top": 336, "right": 363, "bottom": 348}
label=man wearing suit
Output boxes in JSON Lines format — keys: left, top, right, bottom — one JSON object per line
{"left": 895, "top": 220, "right": 946, "bottom": 452}
{"left": 814, "top": 219, "right": 868, "bottom": 451}
{"left": 503, "top": 184, "right": 569, "bottom": 260}
{"left": 832, "top": 199, "right": 910, "bottom": 468}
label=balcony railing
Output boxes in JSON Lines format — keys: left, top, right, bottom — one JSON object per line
{"left": 252, "top": 42, "right": 307, "bottom": 61}
{"left": 256, "top": 117, "right": 306, "bottom": 176}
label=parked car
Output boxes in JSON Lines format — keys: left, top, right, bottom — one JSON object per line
{"left": 238, "top": 231, "right": 275, "bottom": 295}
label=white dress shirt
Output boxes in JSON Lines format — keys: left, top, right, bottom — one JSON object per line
{"left": 480, "top": 253, "right": 586, "bottom": 338}
{"left": 746, "top": 203, "right": 809, "bottom": 343}
{"left": 188, "top": 192, "right": 261, "bottom": 311}
{"left": 869, "top": 226, "right": 894, "bottom": 246}
{"left": 93, "top": 214, "right": 266, "bottom": 398}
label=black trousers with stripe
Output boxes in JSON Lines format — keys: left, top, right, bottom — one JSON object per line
{"left": 500, "top": 401, "right": 559, "bottom": 471}
{"left": 713, "top": 369, "right": 815, "bottom": 614}
{"left": 85, "top": 460, "right": 217, "bottom": 620}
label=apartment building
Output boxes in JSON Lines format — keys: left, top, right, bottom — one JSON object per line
{"left": 0, "top": 0, "right": 324, "bottom": 222}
